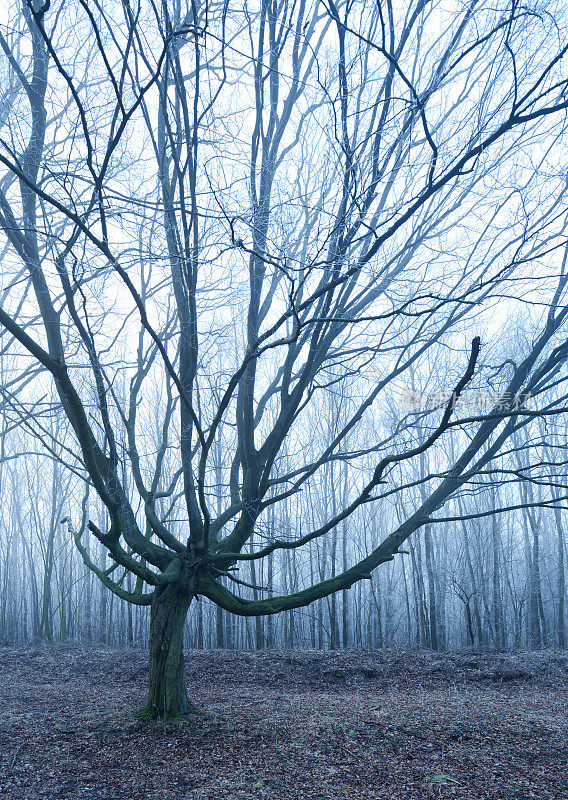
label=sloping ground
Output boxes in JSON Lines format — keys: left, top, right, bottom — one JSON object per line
{"left": 0, "top": 647, "right": 567, "bottom": 799}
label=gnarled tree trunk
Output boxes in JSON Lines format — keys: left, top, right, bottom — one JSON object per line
{"left": 141, "top": 581, "right": 197, "bottom": 719}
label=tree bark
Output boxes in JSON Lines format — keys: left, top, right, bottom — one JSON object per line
{"left": 141, "top": 582, "right": 197, "bottom": 719}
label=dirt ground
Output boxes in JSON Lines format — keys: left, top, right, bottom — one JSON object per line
{"left": 1, "top": 647, "right": 567, "bottom": 799}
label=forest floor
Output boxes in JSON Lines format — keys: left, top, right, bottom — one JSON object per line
{"left": 0, "top": 647, "right": 567, "bottom": 800}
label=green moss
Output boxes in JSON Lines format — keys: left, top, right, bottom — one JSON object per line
{"left": 360, "top": 667, "right": 377, "bottom": 679}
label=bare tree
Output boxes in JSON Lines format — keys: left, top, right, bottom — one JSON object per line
{"left": 2, "top": 0, "right": 568, "bottom": 716}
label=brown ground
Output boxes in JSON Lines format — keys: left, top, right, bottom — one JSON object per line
{"left": 0, "top": 647, "right": 567, "bottom": 799}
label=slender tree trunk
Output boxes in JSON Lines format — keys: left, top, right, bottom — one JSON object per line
{"left": 491, "top": 511, "right": 505, "bottom": 648}
{"left": 214, "top": 445, "right": 225, "bottom": 649}
{"left": 528, "top": 514, "right": 544, "bottom": 648}
{"left": 520, "top": 476, "right": 546, "bottom": 648}
{"left": 410, "top": 540, "right": 427, "bottom": 646}
{"left": 342, "top": 521, "right": 349, "bottom": 648}
{"left": 142, "top": 582, "right": 197, "bottom": 719}
{"left": 554, "top": 506, "right": 566, "bottom": 647}
{"left": 329, "top": 528, "right": 340, "bottom": 649}
{"left": 401, "top": 558, "right": 412, "bottom": 643}
{"left": 464, "top": 598, "right": 475, "bottom": 646}
{"left": 196, "top": 600, "right": 204, "bottom": 649}
{"left": 461, "top": 520, "right": 483, "bottom": 645}
{"left": 266, "top": 549, "right": 274, "bottom": 648}
{"left": 107, "top": 592, "right": 114, "bottom": 646}
{"left": 249, "top": 533, "right": 264, "bottom": 649}
{"left": 84, "top": 521, "right": 92, "bottom": 642}
{"left": 126, "top": 572, "right": 134, "bottom": 646}
{"left": 215, "top": 604, "right": 225, "bottom": 648}
{"left": 424, "top": 526, "right": 439, "bottom": 650}
{"left": 99, "top": 546, "right": 108, "bottom": 643}
{"left": 341, "top": 464, "right": 350, "bottom": 649}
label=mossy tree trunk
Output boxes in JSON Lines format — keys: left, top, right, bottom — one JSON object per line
{"left": 141, "top": 581, "right": 197, "bottom": 719}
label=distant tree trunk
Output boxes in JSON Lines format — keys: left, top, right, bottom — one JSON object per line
{"left": 99, "top": 547, "right": 108, "bottom": 643}
{"left": 355, "top": 581, "right": 363, "bottom": 647}
{"left": 517, "top": 454, "right": 547, "bottom": 648}
{"left": 39, "top": 461, "right": 63, "bottom": 642}
{"left": 401, "top": 558, "right": 412, "bottom": 643}
{"left": 554, "top": 506, "right": 566, "bottom": 648}
{"left": 329, "top": 529, "right": 339, "bottom": 649}
{"left": 456, "top": 493, "right": 484, "bottom": 646}
{"left": 142, "top": 582, "right": 197, "bottom": 719}
{"left": 126, "top": 572, "right": 134, "bottom": 646}
{"left": 317, "top": 597, "right": 324, "bottom": 649}
{"left": 424, "top": 526, "right": 439, "bottom": 650}
{"left": 410, "top": 540, "right": 428, "bottom": 646}
{"left": 196, "top": 599, "right": 204, "bottom": 649}
{"left": 526, "top": 508, "right": 546, "bottom": 648}
{"left": 107, "top": 592, "right": 114, "bottom": 646}
{"left": 38, "top": 532, "right": 54, "bottom": 642}
{"left": 491, "top": 510, "right": 505, "bottom": 648}
{"left": 287, "top": 610, "right": 294, "bottom": 647}
{"left": 21, "top": 532, "right": 40, "bottom": 640}
{"left": 266, "top": 549, "right": 275, "bottom": 648}
{"left": 1, "top": 533, "right": 13, "bottom": 639}
{"left": 327, "top": 465, "right": 340, "bottom": 650}
{"left": 84, "top": 528, "right": 92, "bottom": 642}
{"left": 249, "top": 533, "right": 264, "bottom": 649}
{"left": 342, "top": 520, "right": 349, "bottom": 648}
{"left": 381, "top": 567, "right": 389, "bottom": 645}
{"left": 341, "top": 462, "right": 350, "bottom": 648}
{"left": 369, "top": 575, "right": 383, "bottom": 647}
{"left": 464, "top": 597, "right": 475, "bottom": 646}
{"left": 464, "top": 533, "right": 484, "bottom": 645}
{"left": 215, "top": 605, "right": 225, "bottom": 648}
{"left": 214, "top": 444, "right": 225, "bottom": 649}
